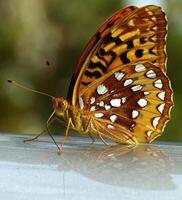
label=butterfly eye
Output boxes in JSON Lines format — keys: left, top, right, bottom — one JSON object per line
{"left": 54, "top": 98, "right": 68, "bottom": 111}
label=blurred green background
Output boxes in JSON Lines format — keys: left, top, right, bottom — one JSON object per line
{"left": 0, "top": 0, "right": 181, "bottom": 142}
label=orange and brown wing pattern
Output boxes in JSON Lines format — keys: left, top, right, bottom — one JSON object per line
{"left": 68, "top": 5, "right": 167, "bottom": 107}
{"left": 76, "top": 6, "right": 137, "bottom": 72}
{"left": 67, "top": 5, "right": 137, "bottom": 103}
{"left": 80, "top": 62, "right": 173, "bottom": 144}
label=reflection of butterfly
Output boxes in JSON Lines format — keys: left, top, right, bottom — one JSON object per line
{"left": 52, "top": 5, "right": 173, "bottom": 145}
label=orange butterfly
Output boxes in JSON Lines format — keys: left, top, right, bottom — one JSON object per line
{"left": 9, "top": 5, "right": 173, "bottom": 152}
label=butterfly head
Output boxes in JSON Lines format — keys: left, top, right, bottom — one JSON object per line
{"left": 53, "top": 97, "right": 68, "bottom": 116}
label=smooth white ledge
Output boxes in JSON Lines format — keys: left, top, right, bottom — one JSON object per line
{"left": 0, "top": 133, "right": 182, "bottom": 200}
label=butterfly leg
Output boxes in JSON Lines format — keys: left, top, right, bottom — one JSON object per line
{"left": 24, "top": 111, "right": 56, "bottom": 143}
{"left": 24, "top": 112, "right": 62, "bottom": 154}
{"left": 83, "top": 118, "right": 95, "bottom": 143}
{"left": 88, "top": 133, "right": 95, "bottom": 144}
{"left": 58, "top": 118, "right": 72, "bottom": 152}
{"left": 92, "top": 120, "right": 110, "bottom": 146}
{"left": 23, "top": 129, "right": 46, "bottom": 143}
{"left": 43, "top": 120, "right": 62, "bottom": 154}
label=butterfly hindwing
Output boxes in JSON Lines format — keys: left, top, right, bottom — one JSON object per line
{"left": 79, "top": 62, "right": 173, "bottom": 144}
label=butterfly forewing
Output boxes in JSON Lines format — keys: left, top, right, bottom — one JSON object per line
{"left": 68, "top": 5, "right": 167, "bottom": 106}
{"left": 76, "top": 6, "right": 138, "bottom": 71}
{"left": 67, "top": 6, "right": 137, "bottom": 102}
{"left": 79, "top": 62, "right": 172, "bottom": 144}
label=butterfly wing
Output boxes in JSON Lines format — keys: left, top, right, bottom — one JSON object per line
{"left": 67, "top": 5, "right": 137, "bottom": 102}
{"left": 80, "top": 62, "right": 173, "bottom": 144}
{"left": 75, "top": 6, "right": 137, "bottom": 74}
{"left": 67, "top": 5, "right": 167, "bottom": 106}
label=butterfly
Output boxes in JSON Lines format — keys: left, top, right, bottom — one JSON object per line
{"left": 9, "top": 5, "right": 173, "bottom": 149}
{"left": 53, "top": 4, "right": 173, "bottom": 145}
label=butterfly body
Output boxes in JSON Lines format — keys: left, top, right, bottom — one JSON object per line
{"left": 53, "top": 97, "right": 92, "bottom": 134}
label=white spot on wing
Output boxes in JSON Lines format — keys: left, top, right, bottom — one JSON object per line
{"left": 90, "top": 106, "right": 96, "bottom": 111}
{"left": 110, "top": 99, "right": 121, "bottom": 107}
{"left": 154, "top": 79, "right": 163, "bottom": 89}
{"left": 132, "top": 110, "right": 139, "bottom": 119}
{"left": 107, "top": 124, "right": 114, "bottom": 129}
{"left": 99, "top": 101, "right": 104, "bottom": 107}
{"left": 97, "top": 84, "right": 108, "bottom": 95}
{"left": 130, "top": 123, "right": 135, "bottom": 130}
{"left": 137, "top": 98, "right": 148, "bottom": 107}
{"left": 131, "top": 85, "right": 143, "bottom": 92}
{"left": 135, "top": 64, "right": 146, "bottom": 72}
{"left": 147, "top": 130, "right": 152, "bottom": 137}
{"left": 121, "top": 97, "right": 127, "bottom": 104}
{"left": 90, "top": 97, "right": 95, "bottom": 104}
{"left": 146, "top": 70, "right": 156, "bottom": 78}
{"left": 79, "top": 96, "right": 84, "bottom": 109}
{"left": 114, "top": 72, "right": 124, "bottom": 81}
{"left": 124, "top": 79, "right": 133, "bottom": 87}
{"left": 110, "top": 115, "right": 117, "bottom": 122}
{"left": 95, "top": 113, "right": 104, "bottom": 118}
{"left": 152, "top": 117, "right": 160, "bottom": 128}
{"left": 144, "top": 91, "right": 150, "bottom": 95}
{"left": 158, "top": 103, "right": 165, "bottom": 114}
{"left": 105, "top": 104, "right": 111, "bottom": 110}
{"left": 157, "top": 91, "right": 165, "bottom": 100}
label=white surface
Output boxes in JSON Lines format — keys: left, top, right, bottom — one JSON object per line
{"left": 0, "top": 133, "right": 182, "bottom": 200}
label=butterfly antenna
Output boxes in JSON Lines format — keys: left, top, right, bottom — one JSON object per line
{"left": 7, "top": 80, "right": 54, "bottom": 99}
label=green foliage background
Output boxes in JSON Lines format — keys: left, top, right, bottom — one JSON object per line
{"left": 0, "top": 0, "right": 181, "bottom": 142}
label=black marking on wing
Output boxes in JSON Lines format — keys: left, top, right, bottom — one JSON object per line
{"left": 88, "top": 61, "right": 107, "bottom": 73}
{"left": 107, "top": 21, "right": 115, "bottom": 28}
{"left": 81, "top": 81, "right": 91, "bottom": 86}
{"left": 99, "top": 48, "right": 106, "bottom": 56}
{"left": 152, "top": 59, "right": 157, "bottom": 63}
{"left": 98, "top": 48, "right": 117, "bottom": 66}
{"left": 84, "top": 70, "right": 102, "bottom": 78}
{"left": 107, "top": 50, "right": 117, "bottom": 65}
{"left": 149, "top": 47, "right": 156, "bottom": 55}
{"left": 96, "top": 51, "right": 108, "bottom": 66}
{"left": 127, "top": 40, "right": 134, "bottom": 49}
{"left": 120, "top": 51, "right": 130, "bottom": 64}
{"left": 95, "top": 32, "right": 101, "bottom": 41}
{"left": 103, "top": 32, "right": 123, "bottom": 45}
{"left": 140, "top": 37, "right": 146, "bottom": 44}
{"left": 135, "top": 49, "right": 144, "bottom": 58}
{"left": 67, "top": 74, "right": 77, "bottom": 101}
